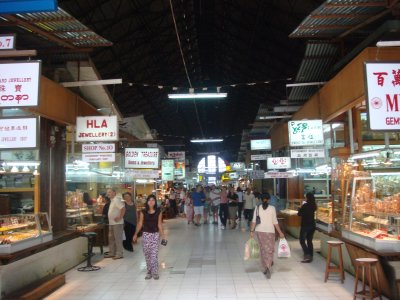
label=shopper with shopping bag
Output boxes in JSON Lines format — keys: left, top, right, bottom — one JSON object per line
{"left": 244, "top": 237, "right": 260, "bottom": 260}
{"left": 249, "top": 193, "right": 285, "bottom": 279}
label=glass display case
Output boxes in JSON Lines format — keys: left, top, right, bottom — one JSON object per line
{"left": 0, "top": 213, "right": 52, "bottom": 254}
{"left": 316, "top": 199, "right": 332, "bottom": 232}
{"left": 342, "top": 172, "right": 400, "bottom": 251}
{"left": 303, "top": 173, "right": 330, "bottom": 199}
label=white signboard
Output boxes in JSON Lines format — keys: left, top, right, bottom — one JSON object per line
{"left": 264, "top": 172, "right": 294, "bottom": 179}
{"left": 0, "top": 61, "right": 40, "bottom": 107}
{"left": 167, "top": 151, "right": 185, "bottom": 160}
{"left": 126, "top": 169, "right": 159, "bottom": 179}
{"left": 267, "top": 157, "right": 291, "bottom": 170}
{"left": 82, "top": 153, "right": 115, "bottom": 163}
{"left": 162, "top": 159, "right": 174, "bottom": 181}
{"left": 230, "top": 162, "right": 245, "bottom": 171}
{"left": 125, "top": 148, "right": 159, "bottom": 169}
{"left": 0, "top": 35, "right": 15, "bottom": 50}
{"left": 248, "top": 170, "right": 265, "bottom": 179}
{"left": 290, "top": 148, "right": 325, "bottom": 158}
{"left": 251, "top": 154, "right": 272, "bottom": 161}
{"left": 0, "top": 117, "right": 37, "bottom": 149}
{"left": 82, "top": 143, "right": 115, "bottom": 153}
{"left": 288, "top": 120, "right": 324, "bottom": 146}
{"left": 76, "top": 116, "right": 118, "bottom": 142}
{"left": 250, "top": 139, "right": 271, "bottom": 150}
{"left": 365, "top": 62, "right": 400, "bottom": 130}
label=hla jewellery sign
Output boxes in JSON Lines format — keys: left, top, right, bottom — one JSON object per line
{"left": 365, "top": 62, "right": 400, "bottom": 130}
{"left": 0, "top": 117, "right": 37, "bottom": 149}
{"left": 76, "top": 116, "right": 118, "bottom": 142}
{"left": 267, "top": 157, "right": 291, "bottom": 170}
{"left": 0, "top": 61, "right": 41, "bottom": 107}
{"left": 288, "top": 120, "right": 324, "bottom": 146}
{"left": 125, "top": 148, "right": 159, "bottom": 169}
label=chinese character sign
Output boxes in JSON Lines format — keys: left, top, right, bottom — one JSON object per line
{"left": 125, "top": 148, "right": 159, "bottom": 169}
{"left": 290, "top": 148, "right": 325, "bottom": 158}
{"left": 288, "top": 120, "right": 324, "bottom": 146}
{"left": 0, "top": 117, "right": 37, "bottom": 149}
{"left": 0, "top": 61, "right": 40, "bottom": 107}
{"left": 267, "top": 157, "right": 291, "bottom": 170}
{"left": 162, "top": 159, "right": 174, "bottom": 181}
{"left": 365, "top": 62, "right": 400, "bottom": 130}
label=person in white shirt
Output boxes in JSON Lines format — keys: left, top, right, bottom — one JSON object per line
{"left": 105, "top": 188, "right": 125, "bottom": 259}
{"left": 209, "top": 185, "right": 221, "bottom": 225}
{"left": 243, "top": 188, "right": 256, "bottom": 227}
{"left": 250, "top": 193, "right": 284, "bottom": 279}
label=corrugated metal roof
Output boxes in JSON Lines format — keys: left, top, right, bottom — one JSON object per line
{"left": 290, "top": 0, "right": 389, "bottom": 38}
{"left": 288, "top": 41, "right": 338, "bottom": 101}
{"left": 11, "top": 7, "right": 112, "bottom": 48}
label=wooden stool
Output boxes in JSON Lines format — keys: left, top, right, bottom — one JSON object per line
{"left": 353, "top": 258, "right": 382, "bottom": 300}
{"left": 324, "top": 241, "right": 345, "bottom": 283}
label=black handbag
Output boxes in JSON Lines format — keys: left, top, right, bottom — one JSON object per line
{"left": 256, "top": 205, "right": 261, "bottom": 225}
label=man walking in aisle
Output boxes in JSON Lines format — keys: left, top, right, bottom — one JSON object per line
{"left": 106, "top": 188, "right": 125, "bottom": 259}
{"left": 192, "top": 185, "right": 206, "bottom": 226}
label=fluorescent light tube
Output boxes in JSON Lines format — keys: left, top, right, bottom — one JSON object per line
{"left": 191, "top": 139, "right": 223, "bottom": 143}
{"left": 351, "top": 151, "right": 380, "bottom": 160}
{"left": 376, "top": 41, "right": 400, "bottom": 47}
{"left": 168, "top": 93, "right": 227, "bottom": 99}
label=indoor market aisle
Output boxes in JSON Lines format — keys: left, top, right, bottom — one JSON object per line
{"left": 45, "top": 218, "right": 370, "bottom": 300}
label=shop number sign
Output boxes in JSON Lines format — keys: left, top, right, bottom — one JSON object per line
{"left": 0, "top": 35, "right": 15, "bottom": 50}
{"left": 0, "top": 61, "right": 40, "bottom": 107}
{"left": 267, "top": 157, "right": 291, "bottom": 170}
{"left": 125, "top": 148, "right": 159, "bottom": 169}
{"left": 365, "top": 62, "right": 400, "bottom": 130}
{"left": 82, "top": 143, "right": 115, "bottom": 153}
{"left": 288, "top": 120, "right": 324, "bottom": 146}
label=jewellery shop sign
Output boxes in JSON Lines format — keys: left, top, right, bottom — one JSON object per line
{"left": 0, "top": 61, "right": 41, "bottom": 107}
{"left": 76, "top": 116, "right": 119, "bottom": 142}
{"left": 365, "top": 62, "right": 400, "bottom": 131}
{"left": 125, "top": 148, "right": 159, "bottom": 169}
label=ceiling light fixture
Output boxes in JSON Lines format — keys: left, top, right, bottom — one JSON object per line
{"left": 286, "top": 82, "right": 326, "bottom": 88}
{"left": 168, "top": 93, "right": 227, "bottom": 99}
{"left": 190, "top": 138, "right": 223, "bottom": 143}
{"left": 376, "top": 41, "right": 400, "bottom": 47}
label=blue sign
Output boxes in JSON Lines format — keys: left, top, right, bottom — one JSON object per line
{"left": 0, "top": 0, "right": 58, "bottom": 14}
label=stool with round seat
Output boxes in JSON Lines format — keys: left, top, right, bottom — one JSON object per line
{"left": 78, "top": 232, "right": 101, "bottom": 272}
{"left": 324, "top": 241, "right": 345, "bottom": 283}
{"left": 353, "top": 258, "right": 382, "bottom": 300}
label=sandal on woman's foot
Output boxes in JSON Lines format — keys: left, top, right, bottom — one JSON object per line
{"left": 145, "top": 273, "right": 152, "bottom": 280}
{"left": 153, "top": 274, "right": 159, "bottom": 280}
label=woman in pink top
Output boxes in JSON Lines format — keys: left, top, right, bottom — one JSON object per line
{"left": 219, "top": 186, "right": 229, "bottom": 229}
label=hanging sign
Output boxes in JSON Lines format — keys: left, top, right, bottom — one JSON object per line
{"left": 0, "top": 34, "right": 15, "bottom": 50}
{"left": 125, "top": 169, "right": 159, "bottom": 179}
{"left": 230, "top": 162, "right": 245, "bottom": 171}
{"left": 125, "top": 148, "right": 159, "bottom": 169}
{"left": 167, "top": 151, "right": 185, "bottom": 160}
{"left": 290, "top": 148, "right": 325, "bottom": 158}
{"left": 82, "top": 143, "right": 115, "bottom": 153}
{"left": 174, "top": 161, "right": 185, "bottom": 179}
{"left": 251, "top": 154, "right": 272, "bottom": 161}
{"left": 264, "top": 172, "right": 294, "bottom": 179}
{"left": 76, "top": 116, "right": 118, "bottom": 142}
{"left": 82, "top": 153, "right": 115, "bottom": 163}
{"left": 267, "top": 157, "right": 291, "bottom": 169}
{"left": 0, "top": 61, "right": 41, "bottom": 107}
{"left": 0, "top": 0, "right": 58, "bottom": 14}
{"left": 250, "top": 139, "right": 271, "bottom": 150}
{"left": 162, "top": 159, "right": 174, "bottom": 181}
{"left": 365, "top": 62, "right": 400, "bottom": 130}
{"left": 248, "top": 170, "right": 265, "bottom": 179}
{"left": 0, "top": 117, "right": 37, "bottom": 149}
{"left": 288, "top": 120, "right": 324, "bottom": 146}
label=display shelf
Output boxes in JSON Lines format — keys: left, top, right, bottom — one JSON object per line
{"left": 0, "top": 188, "right": 35, "bottom": 192}
{"left": 0, "top": 222, "right": 36, "bottom": 232}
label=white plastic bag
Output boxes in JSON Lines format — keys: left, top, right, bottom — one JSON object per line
{"left": 244, "top": 238, "right": 260, "bottom": 260}
{"left": 277, "top": 238, "right": 291, "bottom": 258}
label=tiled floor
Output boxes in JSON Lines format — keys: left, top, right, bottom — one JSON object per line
{"left": 44, "top": 218, "right": 380, "bottom": 299}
